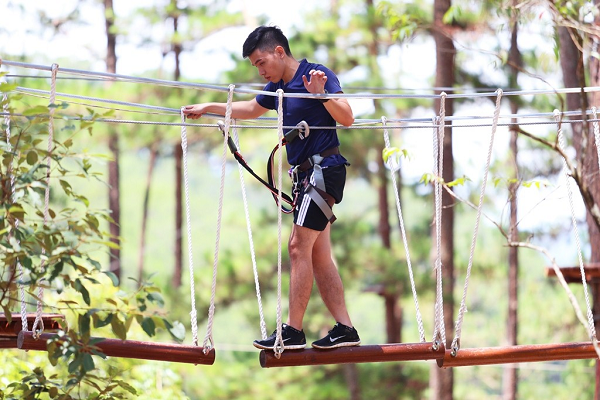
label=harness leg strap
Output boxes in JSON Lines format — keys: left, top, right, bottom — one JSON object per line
{"left": 305, "top": 184, "right": 336, "bottom": 224}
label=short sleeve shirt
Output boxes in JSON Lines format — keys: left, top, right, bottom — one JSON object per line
{"left": 256, "top": 59, "right": 347, "bottom": 167}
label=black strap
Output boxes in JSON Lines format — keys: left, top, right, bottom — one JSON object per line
{"left": 219, "top": 121, "right": 307, "bottom": 214}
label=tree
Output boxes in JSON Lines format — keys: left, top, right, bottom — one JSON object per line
{"left": 430, "top": 0, "right": 456, "bottom": 398}
{"left": 503, "top": 3, "right": 523, "bottom": 399}
{"left": 0, "top": 86, "right": 185, "bottom": 398}
{"left": 105, "top": 0, "right": 122, "bottom": 280}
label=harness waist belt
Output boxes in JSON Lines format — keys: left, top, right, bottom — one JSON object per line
{"left": 296, "top": 147, "right": 340, "bottom": 172}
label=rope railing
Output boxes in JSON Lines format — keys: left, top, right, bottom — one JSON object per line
{"left": 4, "top": 59, "right": 600, "bottom": 101}
{"left": 6, "top": 85, "right": 600, "bottom": 131}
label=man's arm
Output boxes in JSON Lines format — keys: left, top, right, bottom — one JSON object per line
{"left": 182, "top": 98, "right": 269, "bottom": 120}
{"left": 302, "top": 69, "right": 354, "bottom": 127}
{"left": 323, "top": 95, "right": 354, "bottom": 127}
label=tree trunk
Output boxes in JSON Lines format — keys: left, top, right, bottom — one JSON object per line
{"left": 561, "top": 12, "right": 600, "bottom": 397}
{"left": 173, "top": 142, "right": 183, "bottom": 288}
{"left": 503, "top": 8, "right": 521, "bottom": 399}
{"left": 172, "top": 0, "right": 184, "bottom": 287}
{"left": 588, "top": 4, "right": 600, "bottom": 396}
{"left": 105, "top": 0, "right": 120, "bottom": 279}
{"left": 138, "top": 140, "right": 159, "bottom": 282}
{"left": 430, "top": 0, "right": 455, "bottom": 399}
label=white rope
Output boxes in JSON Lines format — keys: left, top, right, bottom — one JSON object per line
{"left": 31, "top": 63, "right": 58, "bottom": 336}
{"left": 179, "top": 107, "right": 200, "bottom": 347}
{"left": 592, "top": 107, "right": 600, "bottom": 180}
{"left": 432, "top": 93, "right": 447, "bottom": 349}
{"left": 202, "top": 84, "right": 235, "bottom": 351}
{"left": 554, "top": 110, "right": 597, "bottom": 343}
{"left": 231, "top": 121, "right": 268, "bottom": 340}
{"left": 451, "top": 89, "right": 503, "bottom": 355}
{"left": 381, "top": 116, "right": 426, "bottom": 342}
{"left": 1, "top": 72, "right": 28, "bottom": 331}
{"left": 274, "top": 89, "right": 285, "bottom": 358}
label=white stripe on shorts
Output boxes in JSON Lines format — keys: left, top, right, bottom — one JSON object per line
{"left": 296, "top": 194, "right": 311, "bottom": 226}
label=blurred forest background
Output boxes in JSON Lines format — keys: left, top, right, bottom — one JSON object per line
{"left": 2, "top": 0, "right": 600, "bottom": 399}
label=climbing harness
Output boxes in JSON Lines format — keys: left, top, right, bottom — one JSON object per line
{"left": 218, "top": 120, "right": 312, "bottom": 214}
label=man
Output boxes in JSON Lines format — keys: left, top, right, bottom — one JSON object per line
{"left": 183, "top": 25, "right": 360, "bottom": 350}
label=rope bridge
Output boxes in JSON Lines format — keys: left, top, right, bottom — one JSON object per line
{"left": 1, "top": 58, "right": 599, "bottom": 368}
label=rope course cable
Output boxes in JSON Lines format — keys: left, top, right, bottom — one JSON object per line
{"left": 231, "top": 120, "right": 268, "bottom": 340}
{"left": 202, "top": 84, "right": 236, "bottom": 352}
{"left": 1, "top": 70, "right": 29, "bottom": 334}
{"left": 450, "top": 89, "right": 503, "bottom": 356}
{"left": 179, "top": 106, "right": 200, "bottom": 348}
{"left": 554, "top": 110, "right": 599, "bottom": 351}
{"left": 381, "top": 116, "right": 426, "bottom": 343}
{"left": 432, "top": 93, "right": 447, "bottom": 350}
{"left": 6, "top": 58, "right": 600, "bottom": 101}
{"left": 29, "top": 63, "right": 58, "bottom": 338}
{"left": 274, "top": 89, "right": 285, "bottom": 359}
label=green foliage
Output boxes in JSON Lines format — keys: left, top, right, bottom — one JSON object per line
{"left": 0, "top": 90, "right": 184, "bottom": 399}
{"left": 378, "top": 1, "right": 430, "bottom": 42}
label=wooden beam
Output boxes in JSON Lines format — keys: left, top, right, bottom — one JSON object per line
{"left": 260, "top": 342, "right": 443, "bottom": 368}
{"left": 439, "top": 342, "right": 598, "bottom": 368}
{"left": 546, "top": 263, "right": 600, "bottom": 284}
{"left": 0, "top": 313, "right": 64, "bottom": 337}
{"left": 18, "top": 332, "right": 216, "bottom": 365}
{"left": 0, "top": 338, "right": 18, "bottom": 349}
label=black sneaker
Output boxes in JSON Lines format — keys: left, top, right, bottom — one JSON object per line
{"left": 311, "top": 322, "right": 361, "bottom": 349}
{"left": 253, "top": 323, "right": 306, "bottom": 350}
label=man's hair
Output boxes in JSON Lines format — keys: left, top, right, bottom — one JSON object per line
{"left": 242, "top": 26, "right": 292, "bottom": 58}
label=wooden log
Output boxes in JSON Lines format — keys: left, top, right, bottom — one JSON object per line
{"left": 0, "top": 338, "right": 18, "bottom": 349}
{"left": 546, "top": 263, "right": 600, "bottom": 284}
{"left": 439, "top": 342, "right": 598, "bottom": 368}
{"left": 18, "top": 331, "right": 216, "bottom": 365}
{"left": 0, "top": 313, "right": 64, "bottom": 337}
{"left": 260, "top": 342, "right": 443, "bottom": 368}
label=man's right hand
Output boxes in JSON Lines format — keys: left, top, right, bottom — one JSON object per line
{"left": 182, "top": 104, "right": 207, "bottom": 119}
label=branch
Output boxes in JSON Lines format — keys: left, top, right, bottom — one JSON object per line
{"left": 508, "top": 240, "right": 600, "bottom": 357}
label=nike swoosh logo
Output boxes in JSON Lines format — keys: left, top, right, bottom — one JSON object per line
{"left": 330, "top": 335, "right": 346, "bottom": 342}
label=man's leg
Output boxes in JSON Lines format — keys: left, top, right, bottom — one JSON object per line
{"left": 312, "top": 224, "right": 353, "bottom": 327}
{"left": 287, "top": 223, "right": 321, "bottom": 330}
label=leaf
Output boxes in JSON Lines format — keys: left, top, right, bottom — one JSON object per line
{"left": 116, "top": 380, "right": 137, "bottom": 395}
{"left": 110, "top": 317, "right": 127, "bottom": 340}
{"left": 82, "top": 353, "right": 95, "bottom": 372}
{"left": 68, "top": 355, "right": 82, "bottom": 374}
{"left": 93, "top": 313, "right": 113, "bottom": 329}
{"left": 2, "top": 305, "right": 12, "bottom": 324}
{"left": 0, "top": 81, "right": 17, "bottom": 92}
{"left": 103, "top": 271, "right": 119, "bottom": 286}
{"left": 23, "top": 105, "right": 49, "bottom": 116}
{"left": 167, "top": 320, "right": 186, "bottom": 343}
{"left": 141, "top": 317, "right": 156, "bottom": 337}
{"left": 26, "top": 151, "right": 38, "bottom": 165}
{"left": 74, "top": 279, "right": 91, "bottom": 305}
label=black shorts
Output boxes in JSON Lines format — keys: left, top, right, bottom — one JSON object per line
{"left": 293, "top": 164, "right": 346, "bottom": 231}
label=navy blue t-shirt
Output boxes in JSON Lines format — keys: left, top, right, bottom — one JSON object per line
{"left": 256, "top": 59, "right": 347, "bottom": 167}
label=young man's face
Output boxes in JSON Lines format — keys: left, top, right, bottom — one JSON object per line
{"left": 248, "top": 46, "right": 285, "bottom": 83}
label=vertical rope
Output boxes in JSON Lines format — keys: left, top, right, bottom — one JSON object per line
{"left": 592, "top": 107, "right": 600, "bottom": 176}
{"left": 179, "top": 107, "right": 200, "bottom": 347}
{"left": 202, "top": 84, "right": 236, "bottom": 351}
{"left": 32, "top": 63, "right": 58, "bottom": 336}
{"left": 232, "top": 121, "right": 268, "bottom": 340}
{"left": 381, "top": 116, "right": 426, "bottom": 342}
{"left": 274, "top": 89, "right": 285, "bottom": 358}
{"left": 554, "top": 109, "right": 597, "bottom": 342}
{"left": 432, "top": 92, "right": 447, "bottom": 349}
{"left": 1, "top": 71, "right": 28, "bottom": 331}
{"left": 451, "top": 89, "right": 503, "bottom": 355}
